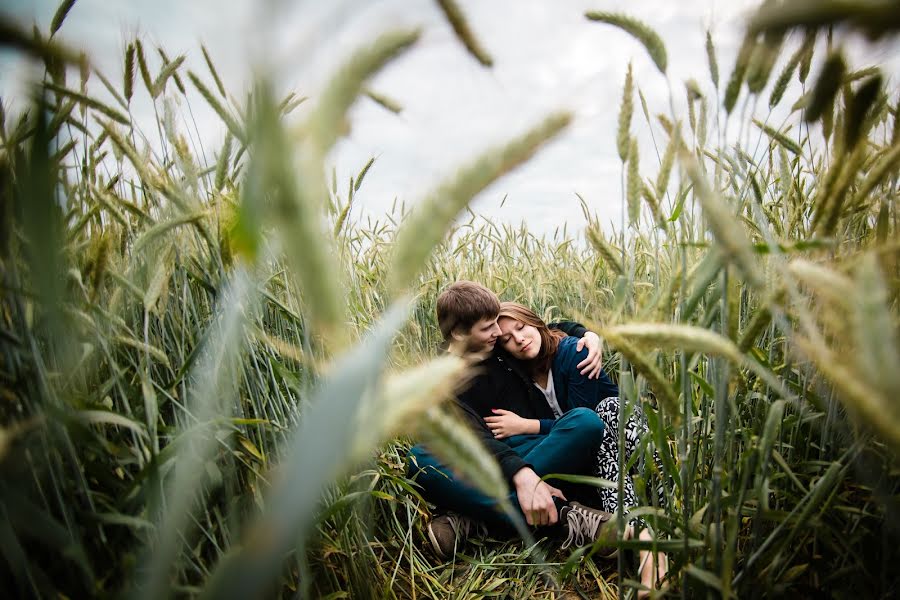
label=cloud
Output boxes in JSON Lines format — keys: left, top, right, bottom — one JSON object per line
{"left": 1, "top": 0, "right": 896, "bottom": 240}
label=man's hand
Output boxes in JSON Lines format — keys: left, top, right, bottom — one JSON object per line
{"left": 485, "top": 409, "right": 538, "bottom": 439}
{"left": 512, "top": 468, "right": 566, "bottom": 526}
{"left": 576, "top": 331, "right": 604, "bottom": 379}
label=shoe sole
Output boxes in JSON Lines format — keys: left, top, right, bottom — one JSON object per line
{"left": 426, "top": 523, "right": 449, "bottom": 560}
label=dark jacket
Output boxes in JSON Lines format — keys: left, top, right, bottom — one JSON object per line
{"left": 451, "top": 400, "right": 531, "bottom": 482}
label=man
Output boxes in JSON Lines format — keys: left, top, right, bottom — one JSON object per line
{"left": 408, "top": 281, "right": 617, "bottom": 558}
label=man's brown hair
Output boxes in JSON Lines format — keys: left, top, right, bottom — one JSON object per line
{"left": 436, "top": 281, "right": 501, "bottom": 340}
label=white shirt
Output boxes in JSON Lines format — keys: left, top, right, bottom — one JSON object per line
{"left": 534, "top": 368, "right": 563, "bottom": 419}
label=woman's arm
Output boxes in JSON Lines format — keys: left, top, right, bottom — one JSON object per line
{"left": 561, "top": 345, "right": 619, "bottom": 409}
{"left": 550, "top": 321, "right": 605, "bottom": 378}
{"left": 484, "top": 409, "right": 542, "bottom": 439}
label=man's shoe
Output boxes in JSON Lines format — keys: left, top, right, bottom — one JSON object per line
{"left": 427, "top": 512, "right": 485, "bottom": 559}
{"left": 559, "top": 501, "right": 617, "bottom": 557}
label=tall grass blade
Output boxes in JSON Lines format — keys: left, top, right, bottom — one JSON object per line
{"left": 200, "top": 300, "right": 412, "bottom": 599}
{"left": 387, "top": 111, "right": 571, "bottom": 296}
{"left": 45, "top": 82, "right": 130, "bottom": 125}
{"left": 853, "top": 254, "right": 900, "bottom": 404}
{"left": 201, "top": 44, "right": 227, "bottom": 97}
{"left": 140, "top": 266, "right": 257, "bottom": 600}
{"left": 189, "top": 71, "right": 246, "bottom": 143}
{"left": 683, "top": 156, "right": 765, "bottom": 290}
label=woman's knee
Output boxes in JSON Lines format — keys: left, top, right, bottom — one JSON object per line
{"left": 564, "top": 407, "right": 606, "bottom": 438}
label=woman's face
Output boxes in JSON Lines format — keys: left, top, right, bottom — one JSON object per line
{"left": 498, "top": 316, "right": 542, "bottom": 360}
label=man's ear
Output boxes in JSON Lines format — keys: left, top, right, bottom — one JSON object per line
{"left": 449, "top": 327, "right": 468, "bottom": 342}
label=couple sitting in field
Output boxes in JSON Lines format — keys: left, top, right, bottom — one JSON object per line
{"left": 408, "top": 281, "right": 667, "bottom": 592}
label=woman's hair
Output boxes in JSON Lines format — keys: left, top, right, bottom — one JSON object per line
{"left": 497, "top": 302, "right": 566, "bottom": 375}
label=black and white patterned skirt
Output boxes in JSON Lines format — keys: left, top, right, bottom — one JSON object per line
{"left": 592, "top": 396, "right": 668, "bottom": 515}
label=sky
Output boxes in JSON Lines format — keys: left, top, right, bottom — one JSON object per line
{"left": 2, "top": 0, "right": 898, "bottom": 238}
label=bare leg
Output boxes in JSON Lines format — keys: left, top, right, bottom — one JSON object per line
{"left": 624, "top": 525, "right": 668, "bottom": 599}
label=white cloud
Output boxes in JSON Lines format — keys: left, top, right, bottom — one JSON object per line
{"left": 2, "top": 0, "right": 897, "bottom": 239}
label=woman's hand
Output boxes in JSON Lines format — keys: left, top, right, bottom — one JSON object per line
{"left": 577, "top": 331, "right": 604, "bottom": 379}
{"left": 484, "top": 409, "right": 538, "bottom": 439}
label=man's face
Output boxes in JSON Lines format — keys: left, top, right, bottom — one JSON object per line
{"left": 454, "top": 316, "right": 502, "bottom": 355}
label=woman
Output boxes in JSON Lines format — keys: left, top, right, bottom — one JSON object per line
{"left": 488, "top": 301, "right": 668, "bottom": 595}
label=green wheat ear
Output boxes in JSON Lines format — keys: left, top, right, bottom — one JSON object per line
{"left": 617, "top": 62, "right": 634, "bottom": 162}
{"left": 705, "top": 30, "right": 719, "bottom": 88}
{"left": 850, "top": 141, "right": 900, "bottom": 210}
{"left": 753, "top": 119, "right": 803, "bottom": 155}
{"left": 627, "top": 138, "right": 641, "bottom": 227}
{"left": 305, "top": 28, "right": 420, "bottom": 154}
{"left": 201, "top": 44, "right": 227, "bottom": 97}
{"left": 586, "top": 11, "right": 668, "bottom": 75}
{"left": 806, "top": 50, "right": 846, "bottom": 123}
{"left": 134, "top": 39, "right": 155, "bottom": 98}
{"left": 364, "top": 88, "right": 403, "bottom": 114}
{"left": 436, "top": 0, "right": 494, "bottom": 67}
{"left": 189, "top": 71, "right": 246, "bottom": 143}
{"left": 599, "top": 326, "right": 680, "bottom": 422}
{"left": 769, "top": 33, "right": 814, "bottom": 108}
{"left": 654, "top": 125, "right": 679, "bottom": 200}
{"left": 151, "top": 54, "right": 185, "bottom": 98}
{"left": 352, "top": 355, "right": 471, "bottom": 460}
{"left": 745, "top": 8, "right": 785, "bottom": 95}
{"left": 419, "top": 405, "right": 508, "bottom": 500}
{"left": 123, "top": 43, "right": 135, "bottom": 103}
{"left": 724, "top": 32, "right": 757, "bottom": 114}
{"left": 49, "top": 0, "right": 77, "bottom": 37}
{"left": 46, "top": 82, "right": 130, "bottom": 125}
{"left": 587, "top": 225, "right": 624, "bottom": 276}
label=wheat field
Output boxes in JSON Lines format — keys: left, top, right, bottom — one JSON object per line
{"left": 1, "top": 0, "right": 898, "bottom": 598}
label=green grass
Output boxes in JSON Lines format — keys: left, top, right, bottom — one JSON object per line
{"left": 1, "top": 1, "right": 899, "bottom": 598}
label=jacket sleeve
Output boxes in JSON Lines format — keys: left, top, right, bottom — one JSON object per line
{"left": 560, "top": 344, "right": 620, "bottom": 409}
{"left": 454, "top": 401, "right": 529, "bottom": 483}
{"left": 549, "top": 320, "right": 587, "bottom": 338}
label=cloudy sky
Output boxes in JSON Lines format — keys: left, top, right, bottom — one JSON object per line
{"left": 2, "top": 0, "right": 898, "bottom": 237}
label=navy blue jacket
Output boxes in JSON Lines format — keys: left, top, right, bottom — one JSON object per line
{"left": 535, "top": 336, "right": 619, "bottom": 434}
